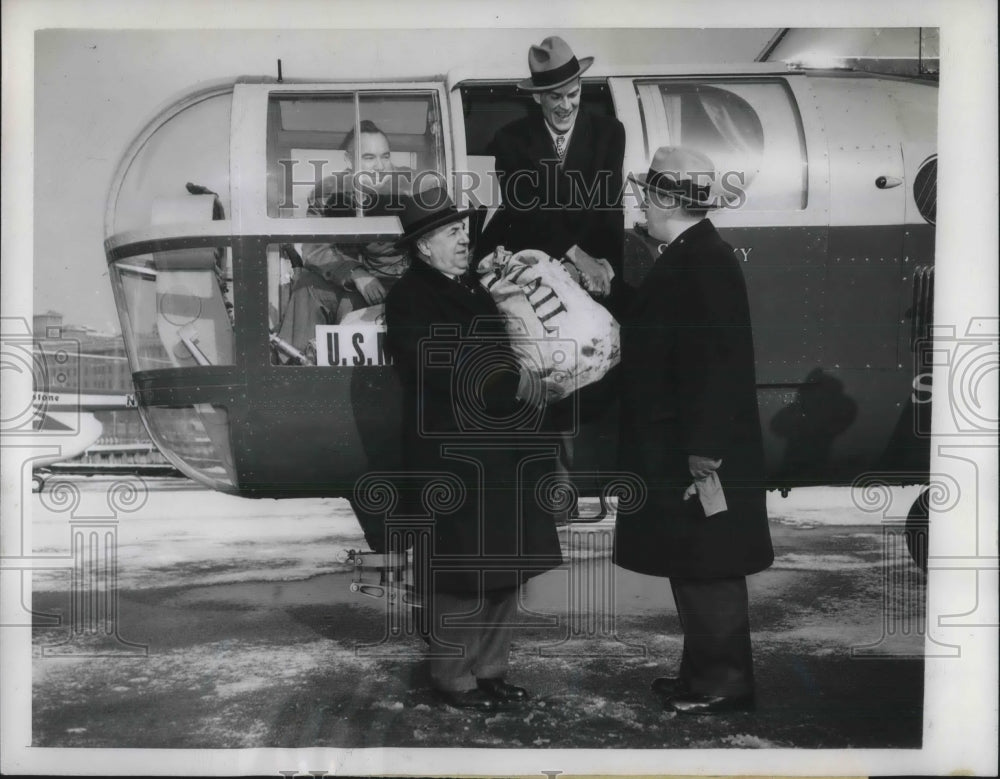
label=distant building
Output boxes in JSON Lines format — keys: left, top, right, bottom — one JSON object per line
{"left": 33, "top": 312, "right": 160, "bottom": 453}
{"left": 33, "top": 311, "right": 133, "bottom": 394}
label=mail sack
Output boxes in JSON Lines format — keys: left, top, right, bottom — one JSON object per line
{"left": 476, "top": 248, "right": 620, "bottom": 401}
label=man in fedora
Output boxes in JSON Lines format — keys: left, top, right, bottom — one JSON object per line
{"left": 477, "top": 36, "right": 625, "bottom": 306}
{"left": 383, "top": 187, "right": 563, "bottom": 711}
{"left": 613, "top": 146, "right": 773, "bottom": 715}
{"left": 476, "top": 36, "right": 627, "bottom": 497}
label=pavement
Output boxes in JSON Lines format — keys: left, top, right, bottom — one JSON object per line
{"left": 28, "top": 481, "right": 926, "bottom": 751}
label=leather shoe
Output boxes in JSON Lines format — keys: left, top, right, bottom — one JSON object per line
{"left": 650, "top": 676, "right": 686, "bottom": 699}
{"left": 666, "top": 692, "right": 755, "bottom": 715}
{"left": 433, "top": 688, "right": 499, "bottom": 711}
{"left": 477, "top": 677, "right": 529, "bottom": 702}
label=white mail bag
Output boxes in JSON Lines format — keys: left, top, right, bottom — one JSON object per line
{"left": 476, "top": 248, "right": 620, "bottom": 402}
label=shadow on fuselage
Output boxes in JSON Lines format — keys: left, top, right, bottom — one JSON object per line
{"left": 770, "top": 368, "right": 859, "bottom": 483}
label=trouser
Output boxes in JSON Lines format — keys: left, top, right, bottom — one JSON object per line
{"left": 427, "top": 586, "right": 519, "bottom": 692}
{"left": 277, "top": 269, "right": 340, "bottom": 355}
{"left": 669, "top": 576, "right": 755, "bottom": 697}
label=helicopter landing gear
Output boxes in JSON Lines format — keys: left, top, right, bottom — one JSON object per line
{"left": 344, "top": 549, "right": 422, "bottom": 608}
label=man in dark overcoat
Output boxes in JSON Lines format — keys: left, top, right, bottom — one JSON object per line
{"left": 477, "top": 36, "right": 626, "bottom": 307}
{"left": 384, "top": 187, "right": 563, "bottom": 711}
{"left": 614, "top": 146, "right": 774, "bottom": 715}
{"left": 476, "top": 35, "right": 627, "bottom": 488}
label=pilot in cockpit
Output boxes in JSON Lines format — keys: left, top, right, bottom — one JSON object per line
{"left": 300, "top": 120, "right": 415, "bottom": 322}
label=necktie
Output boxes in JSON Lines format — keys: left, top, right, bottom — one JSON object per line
{"left": 555, "top": 133, "right": 566, "bottom": 160}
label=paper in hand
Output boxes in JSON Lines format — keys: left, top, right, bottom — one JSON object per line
{"left": 683, "top": 471, "right": 728, "bottom": 517}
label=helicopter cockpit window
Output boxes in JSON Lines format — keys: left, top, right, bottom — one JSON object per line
{"left": 266, "top": 92, "right": 444, "bottom": 366}
{"left": 111, "top": 90, "right": 232, "bottom": 235}
{"left": 643, "top": 81, "right": 806, "bottom": 211}
{"left": 268, "top": 92, "right": 446, "bottom": 218}
{"left": 111, "top": 246, "right": 235, "bottom": 371}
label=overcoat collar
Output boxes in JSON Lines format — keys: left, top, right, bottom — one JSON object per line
{"left": 407, "top": 256, "right": 496, "bottom": 316}
{"left": 658, "top": 217, "right": 716, "bottom": 259}
{"left": 630, "top": 219, "right": 717, "bottom": 314}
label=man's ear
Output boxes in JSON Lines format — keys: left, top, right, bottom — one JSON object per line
{"left": 415, "top": 236, "right": 430, "bottom": 257}
{"left": 532, "top": 93, "right": 542, "bottom": 106}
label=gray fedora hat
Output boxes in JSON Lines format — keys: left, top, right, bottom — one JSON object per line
{"left": 517, "top": 36, "right": 594, "bottom": 92}
{"left": 628, "top": 146, "right": 730, "bottom": 210}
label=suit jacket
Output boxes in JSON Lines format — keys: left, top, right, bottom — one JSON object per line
{"left": 477, "top": 111, "right": 626, "bottom": 275}
{"left": 613, "top": 218, "right": 773, "bottom": 579}
{"left": 383, "top": 258, "right": 563, "bottom": 595}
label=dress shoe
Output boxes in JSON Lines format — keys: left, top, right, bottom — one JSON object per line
{"left": 433, "top": 688, "right": 499, "bottom": 711}
{"left": 666, "top": 692, "right": 755, "bottom": 715}
{"left": 477, "top": 677, "right": 529, "bottom": 702}
{"left": 650, "top": 676, "right": 686, "bottom": 699}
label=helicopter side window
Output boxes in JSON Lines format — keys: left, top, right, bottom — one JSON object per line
{"left": 111, "top": 247, "right": 235, "bottom": 371}
{"left": 640, "top": 80, "right": 806, "bottom": 211}
{"left": 266, "top": 92, "right": 445, "bottom": 366}
{"left": 268, "top": 92, "right": 446, "bottom": 218}
{"left": 107, "top": 89, "right": 236, "bottom": 370}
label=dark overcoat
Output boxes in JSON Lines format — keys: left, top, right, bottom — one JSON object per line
{"left": 477, "top": 110, "right": 626, "bottom": 275}
{"left": 614, "top": 218, "right": 773, "bottom": 579}
{"left": 384, "top": 258, "right": 564, "bottom": 595}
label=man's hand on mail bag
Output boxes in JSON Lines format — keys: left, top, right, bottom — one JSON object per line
{"left": 564, "top": 245, "right": 614, "bottom": 298}
{"left": 516, "top": 365, "right": 563, "bottom": 408}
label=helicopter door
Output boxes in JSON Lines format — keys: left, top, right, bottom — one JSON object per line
{"left": 810, "top": 77, "right": 907, "bottom": 374}
{"left": 228, "top": 84, "right": 451, "bottom": 364}
{"left": 219, "top": 82, "right": 451, "bottom": 498}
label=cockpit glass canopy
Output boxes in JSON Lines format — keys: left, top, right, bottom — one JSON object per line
{"left": 109, "top": 88, "right": 233, "bottom": 236}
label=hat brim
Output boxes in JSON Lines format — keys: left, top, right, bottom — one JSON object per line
{"left": 517, "top": 56, "right": 594, "bottom": 92}
{"left": 393, "top": 206, "right": 478, "bottom": 249}
{"left": 627, "top": 171, "right": 721, "bottom": 210}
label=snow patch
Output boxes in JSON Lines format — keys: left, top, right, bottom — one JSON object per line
{"left": 721, "top": 733, "right": 783, "bottom": 748}
{"left": 772, "top": 553, "right": 879, "bottom": 570}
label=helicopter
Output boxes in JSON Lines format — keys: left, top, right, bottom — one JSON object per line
{"left": 101, "top": 50, "right": 938, "bottom": 565}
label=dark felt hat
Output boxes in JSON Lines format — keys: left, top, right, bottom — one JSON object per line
{"left": 394, "top": 186, "right": 477, "bottom": 247}
{"left": 517, "top": 36, "right": 594, "bottom": 92}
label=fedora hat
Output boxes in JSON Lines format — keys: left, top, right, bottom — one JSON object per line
{"left": 628, "top": 146, "right": 729, "bottom": 210}
{"left": 517, "top": 36, "right": 594, "bottom": 92}
{"left": 394, "top": 186, "right": 477, "bottom": 247}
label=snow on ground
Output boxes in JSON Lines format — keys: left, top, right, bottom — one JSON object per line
{"left": 30, "top": 478, "right": 365, "bottom": 590}
{"left": 29, "top": 478, "right": 923, "bottom": 591}
{"left": 766, "top": 483, "right": 925, "bottom": 527}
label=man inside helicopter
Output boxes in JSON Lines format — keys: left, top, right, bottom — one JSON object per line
{"left": 276, "top": 120, "right": 428, "bottom": 358}
{"left": 301, "top": 120, "right": 416, "bottom": 318}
